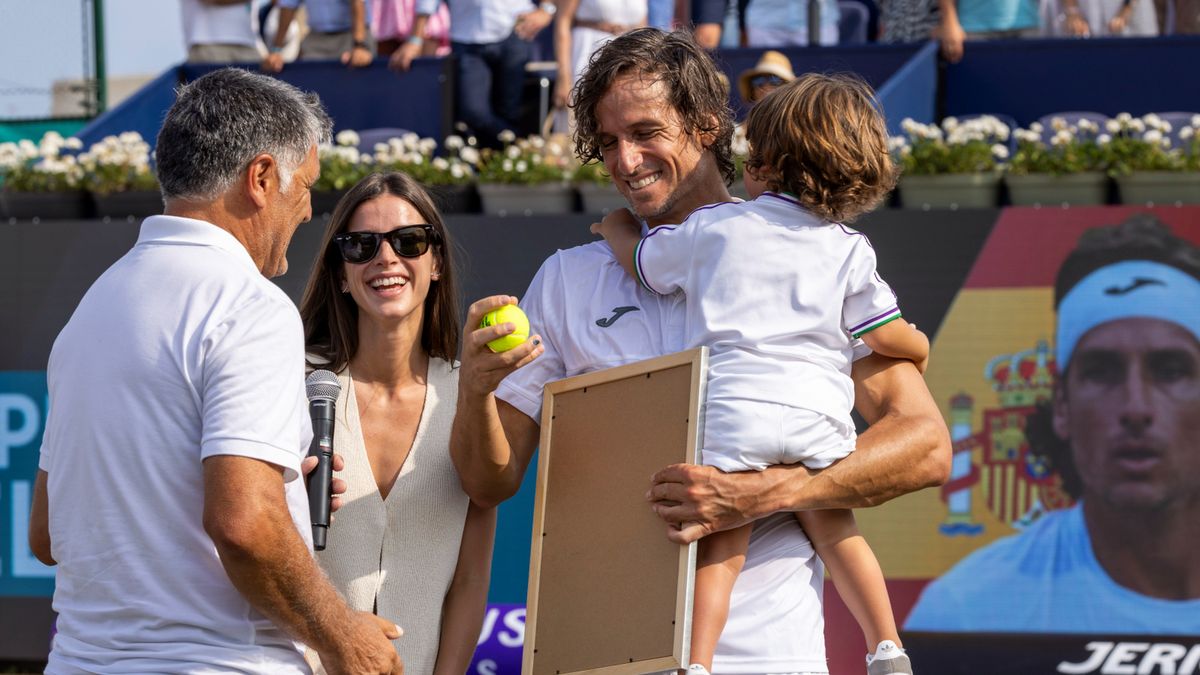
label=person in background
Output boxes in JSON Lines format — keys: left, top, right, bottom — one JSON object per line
{"left": 393, "top": 0, "right": 557, "bottom": 146}
{"left": 553, "top": 0, "right": 648, "bottom": 110}
{"left": 936, "top": 0, "right": 1040, "bottom": 62}
{"left": 1047, "top": 0, "right": 1158, "bottom": 36}
{"left": 878, "top": 0, "right": 941, "bottom": 42}
{"left": 300, "top": 172, "right": 501, "bottom": 673}
{"left": 648, "top": 0, "right": 679, "bottom": 28}
{"left": 182, "top": 0, "right": 261, "bottom": 63}
{"left": 28, "top": 68, "right": 402, "bottom": 675}
{"left": 372, "top": 0, "right": 452, "bottom": 62}
{"left": 691, "top": 0, "right": 728, "bottom": 48}
{"left": 264, "top": 0, "right": 376, "bottom": 72}
{"left": 736, "top": 49, "right": 795, "bottom": 106}
{"left": 906, "top": 215, "right": 1200, "bottom": 634}
{"left": 744, "top": 0, "right": 841, "bottom": 46}
{"left": 1155, "top": 0, "right": 1200, "bottom": 33}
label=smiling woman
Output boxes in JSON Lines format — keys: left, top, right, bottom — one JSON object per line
{"left": 297, "top": 172, "right": 496, "bottom": 674}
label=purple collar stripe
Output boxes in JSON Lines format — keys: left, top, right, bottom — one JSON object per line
{"left": 849, "top": 307, "right": 901, "bottom": 337}
{"left": 634, "top": 236, "right": 662, "bottom": 294}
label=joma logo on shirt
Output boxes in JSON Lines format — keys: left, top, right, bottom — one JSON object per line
{"left": 596, "top": 306, "right": 639, "bottom": 328}
{"left": 1058, "top": 641, "right": 1200, "bottom": 674}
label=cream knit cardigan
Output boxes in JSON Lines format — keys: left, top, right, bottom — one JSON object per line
{"left": 311, "top": 358, "right": 469, "bottom": 674}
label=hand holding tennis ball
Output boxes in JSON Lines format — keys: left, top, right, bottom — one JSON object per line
{"left": 480, "top": 304, "right": 530, "bottom": 353}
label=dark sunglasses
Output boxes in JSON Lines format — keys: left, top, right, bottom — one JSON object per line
{"left": 332, "top": 225, "right": 441, "bottom": 264}
{"left": 751, "top": 74, "right": 786, "bottom": 89}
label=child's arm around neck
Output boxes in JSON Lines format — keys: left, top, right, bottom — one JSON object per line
{"left": 590, "top": 208, "right": 643, "bottom": 281}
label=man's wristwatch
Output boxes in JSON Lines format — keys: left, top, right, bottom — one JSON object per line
{"left": 539, "top": 2, "right": 556, "bottom": 15}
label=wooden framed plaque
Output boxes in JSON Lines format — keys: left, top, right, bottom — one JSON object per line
{"left": 523, "top": 347, "right": 709, "bottom": 675}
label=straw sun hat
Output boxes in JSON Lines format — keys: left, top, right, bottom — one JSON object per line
{"left": 737, "top": 50, "right": 796, "bottom": 102}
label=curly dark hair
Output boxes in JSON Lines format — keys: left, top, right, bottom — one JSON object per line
{"left": 744, "top": 73, "right": 897, "bottom": 223}
{"left": 1025, "top": 213, "right": 1200, "bottom": 498}
{"left": 570, "top": 27, "right": 736, "bottom": 186}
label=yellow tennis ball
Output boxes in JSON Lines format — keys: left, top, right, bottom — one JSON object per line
{"left": 480, "top": 305, "right": 530, "bottom": 353}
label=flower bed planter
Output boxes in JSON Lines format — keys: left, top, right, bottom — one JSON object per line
{"left": 477, "top": 183, "right": 576, "bottom": 216}
{"left": 576, "top": 182, "right": 627, "bottom": 214}
{"left": 1005, "top": 172, "right": 1110, "bottom": 207}
{"left": 898, "top": 173, "right": 1002, "bottom": 209}
{"left": 1115, "top": 171, "right": 1200, "bottom": 205}
{"left": 2, "top": 191, "right": 92, "bottom": 220}
{"left": 92, "top": 190, "right": 163, "bottom": 219}
{"left": 429, "top": 183, "right": 481, "bottom": 214}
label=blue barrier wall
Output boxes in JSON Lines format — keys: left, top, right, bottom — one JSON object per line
{"left": 75, "top": 57, "right": 453, "bottom": 148}
{"left": 943, "top": 35, "right": 1200, "bottom": 125}
{"left": 877, "top": 41, "right": 939, "bottom": 135}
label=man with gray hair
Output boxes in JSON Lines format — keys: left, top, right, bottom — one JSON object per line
{"left": 29, "top": 69, "right": 403, "bottom": 674}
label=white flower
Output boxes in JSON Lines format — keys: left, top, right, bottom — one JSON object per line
{"left": 497, "top": 129, "right": 516, "bottom": 144}
{"left": 1098, "top": 134, "right": 1112, "bottom": 145}
{"left": 1129, "top": 119, "right": 1146, "bottom": 133}
{"left": 1014, "top": 129, "right": 1040, "bottom": 144}
{"left": 374, "top": 143, "right": 388, "bottom": 154}
{"left": 64, "top": 137, "right": 83, "bottom": 150}
{"left": 1117, "top": 112, "right": 1132, "bottom": 123}
{"left": 335, "top": 130, "right": 360, "bottom": 147}
{"left": 991, "top": 144, "right": 1009, "bottom": 159}
{"left": 1105, "top": 119, "right": 1121, "bottom": 134}
{"left": 1077, "top": 119, "right": 1098, "bottom": 134}
{"left": 1051, "top": 117, "right": 1067, "bottom": 132}
{"left": 418, "top": 137, "right": 437, "bottom": 154}
{"left": 942, "top": 116, "right": 959, "bottom": 131}
{"left": 445, "top": 135, "right": 464, "bottom": 150}
{"left": 887, "top": 136, "right": 908, "bottom": 151}
{"left": 546, "top": 141, "right": 565, "bottom": 157}
{"left": 1144, "top": 129, "right": 1163, "bottom": 144}
{"left": 1030, "top": 122, "right": 1044, "bottom": 134}
{"left": 450, "top": 164, "right": 465, "bottom": 179}
{"left": 460, "top": 147, "right": 480, "bottom": 165}
{"left": 505, "top": 145, "right": 521, "bottom": 159}
{"left": 466, "top": 135, "right": 478, "bottom": 147}
{"left": 1192, "top": 115, "right": 1200, "bottom": 128}
{"left": 516, "top": 160, "right": 528, "bottom": 173}
{"left": 502, "top": 159, "right": 513, "bottom": 172}
{"left": 1182, "top": 127, "right": 1195, "bottom": 140}
{"left": 432, "top": 157, "right": 449, "bottom": 171}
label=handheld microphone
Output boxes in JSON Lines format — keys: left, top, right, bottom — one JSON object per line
{"left": 305, "top": 369, "right": 341, "bottom": 551}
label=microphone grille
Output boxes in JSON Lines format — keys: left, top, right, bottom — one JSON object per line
{"left": 305, "top": 369, "right": 341, "bottom": 402}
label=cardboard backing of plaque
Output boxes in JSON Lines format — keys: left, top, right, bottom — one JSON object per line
{"left": 523, "top": 348, "right": 707, "bottom": 675}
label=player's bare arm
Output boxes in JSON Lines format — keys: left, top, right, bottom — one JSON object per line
{"left": 649, "top": 354, "right": 951, "bottom": 543}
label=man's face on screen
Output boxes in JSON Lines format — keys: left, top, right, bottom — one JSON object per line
{"left": 1055, "top": 318, "right": 1200, "bottom": 511}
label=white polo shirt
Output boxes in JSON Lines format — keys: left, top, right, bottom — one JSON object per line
{"left": 39, "top": 215, "right": 313, "bottom": 674}
{"left": 497, "top": 234, "right": 830, "bottom": 673}
{"left": 635, "top": 192, "right": 899, "bottom": 429}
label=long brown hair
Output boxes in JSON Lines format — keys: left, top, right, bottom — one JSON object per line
{"left": 300, "top": 172, "right": 461, "bottom": 372}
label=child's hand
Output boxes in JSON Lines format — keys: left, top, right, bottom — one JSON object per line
{"left": 598, "top": 207, "right": 640, "bottom": 235}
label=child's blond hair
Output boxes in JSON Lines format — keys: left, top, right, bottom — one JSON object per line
{"left": 744, "top": 73, "right": 898, "bottom": 223}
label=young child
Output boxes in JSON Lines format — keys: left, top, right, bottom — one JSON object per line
{"left": 592, "top": 73, "right": 926, "bottom": 675}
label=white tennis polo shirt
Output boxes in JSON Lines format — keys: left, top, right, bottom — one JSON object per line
{"left": 635, "top": 192, "right": 899, "bottom": 429}
{"left": 39, "top": 215, "right": 313, "bottom": 673}
{"left": 497, "top": 233, "right": 829, "bottom": 673}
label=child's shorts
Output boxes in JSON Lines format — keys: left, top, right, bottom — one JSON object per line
{"left": 701, "top": 398, "right": 855, "bottom": 472}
